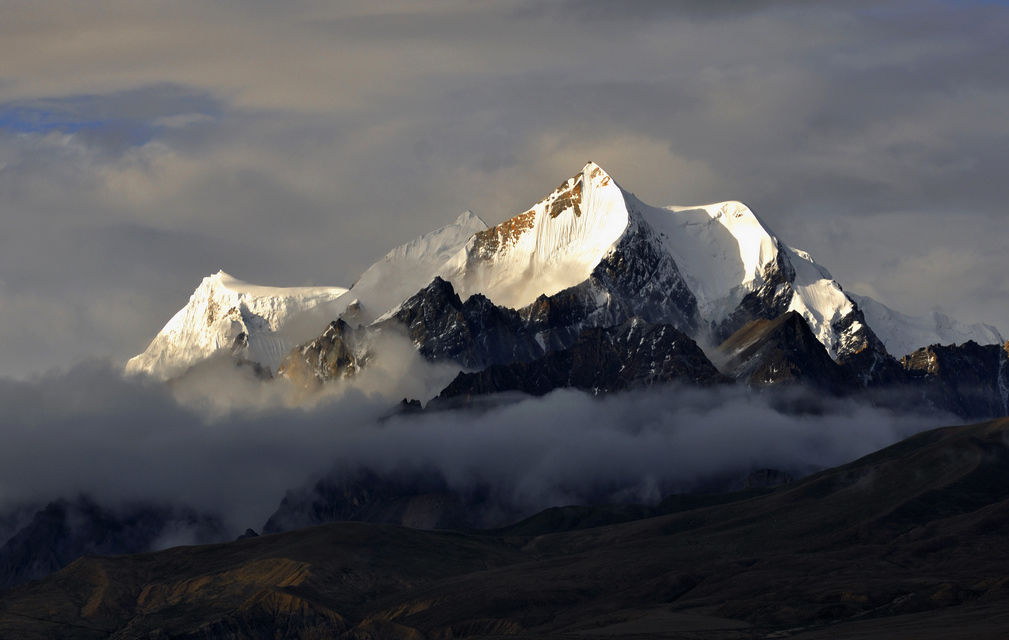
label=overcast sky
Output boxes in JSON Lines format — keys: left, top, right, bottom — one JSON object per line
{"left": 1, "top": 0, "right": 1007, "bottom": 377}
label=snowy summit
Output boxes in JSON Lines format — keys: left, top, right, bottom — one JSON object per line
{"left": 126, "top": 271, "right": 347, "bottom": 379}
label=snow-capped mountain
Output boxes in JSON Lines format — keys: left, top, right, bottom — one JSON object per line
{"left": 432, "top": 162, "right": 873, "bottom": 360}
{"left": 126, "top": 272, "right": 348, "bottom": 379}
{"left": 635, "top": 199, "right": 867, "bottom": 358}
{"left": 848, "top": 293, "right": 1004, "bottom": 358}
{"left": 129, "top": 162, "right": 1004, "bottom": 385}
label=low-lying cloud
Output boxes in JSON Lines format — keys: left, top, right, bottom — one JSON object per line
{"left": 0, "top": 360, "right": 955, "bottom": 537}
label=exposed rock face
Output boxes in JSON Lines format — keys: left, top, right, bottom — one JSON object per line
{"left": 277, "top": 319, "right": 364, "bottom": 385}
{"left": 262, "top": 468, "right": 471, "bottom": 535}
{"left": 390, "top": 276, "right": 543, "bottom": 369}
{"left": 282, "top": 267, "right": 705, "bottom": 389}
{"left": 279, "top": 278, "right": 548, "bottom": 383}
{"left": 709, "top": 243, "right": 891, "bottom": 372}
{"left": 901, "top": 341, "right": 1009, "bottom": 420}
{"left": 277, "top": 279, "right": 1009, "bottom": 423}
{"left": 715, "top": 313, "right": 1009, "bottom": 420}
{"left": 437, "top": 317, "right": 727, "bottom": 401}
{"left": 837, "top": 343, "right": 907, "bottom": 389}
{"left": 0, "top": 497, "right": 226, "bottom": 589}
{"left": 715, "top": 311, "right": 854, "bottom": 394}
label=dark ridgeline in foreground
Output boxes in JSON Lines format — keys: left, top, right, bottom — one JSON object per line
{"left": 4, "top": 418, "right": 1009, "bottom": 639}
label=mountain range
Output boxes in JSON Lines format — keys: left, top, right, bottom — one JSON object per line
{"left": 127, "top": 162, "right": 1006, "bottom": 418}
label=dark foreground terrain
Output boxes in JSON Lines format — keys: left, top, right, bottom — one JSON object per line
{"left": 4, "top": 418, "right": 1009, "bottom": 639}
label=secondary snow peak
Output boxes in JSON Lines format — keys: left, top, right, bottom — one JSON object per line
{"left": 126, "top": 272, "right": 349, "bottom": 379}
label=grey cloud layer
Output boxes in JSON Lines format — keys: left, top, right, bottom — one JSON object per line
{"left": 0, "top": 363, "right": 950, "bottom": 534}
{"left": 0, "top": 0, "right": 1007, "bottom": 376}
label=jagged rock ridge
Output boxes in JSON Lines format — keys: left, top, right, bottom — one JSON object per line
{"left": 901, "top": 340, "right": 1009, "bottom": 419}
{"left": 436, "top": 317, "right": 727, "bottom": 402}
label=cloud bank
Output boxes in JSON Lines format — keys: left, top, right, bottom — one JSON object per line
{"left": 0, "top": 362, "right": 954, "bottom": 535}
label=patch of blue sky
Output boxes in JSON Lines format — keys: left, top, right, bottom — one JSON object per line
{"left": 0, "top": 108, "right": 110, "bottom": 135}
{"left": 0, "top": 84, "right": 225, "bottom": 147}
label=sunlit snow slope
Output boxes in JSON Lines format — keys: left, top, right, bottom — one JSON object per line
{"left": 437, "top": 163, "right": 629, "bottom": 309}
{"left": 126, "top": 272, "right": 348, "bottom": 379}
{"left": 341, "top": 210, "right": 488, "bottom": 324}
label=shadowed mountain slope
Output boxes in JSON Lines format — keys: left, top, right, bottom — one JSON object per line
{"left": 714, "top": 310, "right": 853, "bottom": 393}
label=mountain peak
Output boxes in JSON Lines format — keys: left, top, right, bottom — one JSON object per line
{"left": 453, "top": 210, "right": 487, "bottom": 229}
{"left": 126, "top": 272, "right": 348, "bottom": 379}
{"left": 437, "top": 162, "right": 630, "bottom": 309}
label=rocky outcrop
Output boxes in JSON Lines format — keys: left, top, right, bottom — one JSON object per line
{"left": 277, "top": 319, "right": 365, "bottom": 385}
{"left": 390, "top": 277, "right": 543, "bottom": 368}
{"left": 282, "top": 264, "right": 704, "bottom": 389}
{"left": 716, "top": 313, "right": 1009, "bottom": 420}
{"left": 711, "top": 243, "right": 891, "bottom": 369}
{"left": 713, "top": 240, "right": 797, "bottom": 344}
{"left": 901, "top": 341, "right": 1009, "bottom": 420}
{"left": 279, "top": 278, "right": 546, "bottom": 384}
